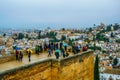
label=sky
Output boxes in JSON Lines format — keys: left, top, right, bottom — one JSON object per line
{"left": 0, "top": 0, "right": 120, "bottom": 29}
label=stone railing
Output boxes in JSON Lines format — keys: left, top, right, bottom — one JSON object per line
{"left": 0, "top": 50, "right": 94, "bottom": 80}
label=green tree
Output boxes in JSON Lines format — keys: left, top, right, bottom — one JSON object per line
{"left": 94, "top": 55, "right": 100, "bottom": 80}
{"left": 89, "top": 27, "right": 92, "bottom": 32}
{"left": 96, "top": 33, "right": 109, "bottom": 42}
{"left": 113, "top": 57, "right": 118, "bottom": 66}
{"left": 84, "top": 38, "right": 90, "bottom": 43}
{"left": 106, "top": 25, "right": 112, "bottom": 31}
{"left": 25, "top": 34, "right": 29, "bottom": 38}
{"left": 46, "top": 31, "right": 56, "bottom": 38}
{"left": 111, "top": 32, "right": 114, "bottom": 38}
{"left": 17, "top": 33, "right": 24, "bottom": 39}
{"left": 38, "top": 32, "right": 42, "bottom": 39}
{"left": 116, "top": 38, "right": 120, "bottom": 43}
{"left": 68, "top": 38, "right": 73, "bottom": 46}
{"left": 61, "top": 35, "right": 66, "bottom": 41}
{"left": 3, "top": 33, "right": 6, "bottom": 37}
{"left": 61, "top": 28, "right": 65, "bottom": 31}
{"left": 113, "top": 23, "right": 119, "bottom": 30}
{"left": 109, "top": 56, "right": 113, "bottom": 60}
{"left": 96, "top": 46, "right": 101, "bottom": 51}
{"left": 53, "top": 37, "right": 58, "bottom": 42}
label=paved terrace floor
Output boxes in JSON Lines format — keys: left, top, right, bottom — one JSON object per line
{"left": 0, "top": 52, "right": 74, "bottom": 73}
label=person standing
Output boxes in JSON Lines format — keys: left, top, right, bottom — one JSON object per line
{"left": 55, "top": 51, "right": 59, "bottom": 59}
{"left": 64, "top": 45, "right": 67, "bottom": 51}
{"left": 60, "top": 42, "right": 63, "bottom": 49}
{"left": 15, "top": 50, "right": 19, "bottom": 60}
{"left": 56, "top": 43, "right": 58, "bottom": 49}
{"left": 82, "top": 46, "right": 87, "bottom": 51}
{"left": 65, "top": 52, "right": 69, "bottom": 57}
{"left": 28, "top": 50, "right": 31, "bottom": 62}
{"left": 50, "top": 44, "right": 54, "bottom": 54}
{"left": 35, "top": 45, "right": 39, "bottom": 55}
{"left": 48, "top": 49, "right": 52, "bottom": 57}
{"left": 61, "top": 48, "right": 65, "bottom": 58}
{"left": 19, "top": 51, "right": 23, "bottom": 61}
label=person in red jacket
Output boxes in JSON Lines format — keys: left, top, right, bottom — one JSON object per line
{"left": 15, "top": 50, "right": 19, "bottom": 60}
{"left": 82, "top": 46, "right": 88, "bottom": 51}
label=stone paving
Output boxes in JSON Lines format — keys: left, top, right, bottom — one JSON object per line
{"left": 0, "top": 52, "right": 73, "bottom": 73}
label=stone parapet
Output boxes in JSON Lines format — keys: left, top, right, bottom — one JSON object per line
{"left": 0, "top": 50, "right": 94, "bottom": 80}
{"left": 0, "top": 54, "right": 15, "bottom": 64}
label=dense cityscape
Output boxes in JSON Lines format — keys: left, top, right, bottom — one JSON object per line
{"left": 0, "top": 23, "right": 120, "bottom": 79}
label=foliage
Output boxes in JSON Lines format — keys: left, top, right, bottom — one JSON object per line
{"left": 3, "top": 33, "right": 6, "bottom": 37}
{"left": 12, "top": 46, "right": 17, "bottom": 49}
{"left": 116, "top": 38, "right": 120, "bottom": 43}
{"left": 17, "top": 33, "right": 24, "bottom": 39}
{"left": 110, "top": 32, "right": 115, "bottom": 38}
{"left": 113, "top": 57, "right": 118, "bottom": 66}
{"left": 38, "top": 31, "right": 57, "bottom": 39}
{"left": 38, "top": 32, "right": 42, "bottom": 39}
{"left": 84, "top": 38, "right": 90, "bottom": 43}
{"left": 106, "top": 25, "right": 112, "bottom": 31}
{"left": 61, "top": 28, "right": 65, "bottom": 31}
{"left": 89, "top": 27, "right": 92, "bottom": 32}
{"left": 96, "top": 46, "right": 101, "bottom": 51}
{"left": 68, "top": 39, "right": 73, "bottom": 46}
{"left": 96, "top": 33, "right": 109, "bottom": 42}
{"left": 88, "top": 45, "right": 101, "bottom": 51}
{"left": 113, "top": 23, "right": 119, "bottom": 30}
{"left": 102, "top": 50, "right": 107, "bottom": 53}
{"left": 109, "top": 56, "right": 113, "bottom": 60}
{"left": 94, "top": 55, "right": 100, "bottom": 80}
{"left": 61, "top": 35, "right": 66, "bottom": 41}
{"left": 25, "top": 34, "right": 29, "bottom": 38}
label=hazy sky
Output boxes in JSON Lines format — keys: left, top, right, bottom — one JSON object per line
{"left": 0, "top": 0, "right": 120, "bottom": 28}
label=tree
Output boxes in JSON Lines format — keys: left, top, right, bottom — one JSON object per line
{"left": 25, "top": 34, "right": 29, "bottom": 38}
{"left": 113, "top": 23, "right": 119, "bottom": 30}
{"left": 3, "top": 33, "right": 6, "bottom": 37}
{"left": 106, "top": 25, "right": 112, "bottom": 31}
{"left": 109, "top": 56, "right": 113, "bottom": 60}
{"left": 38, "top": 32, "right": 41, "bottom": 39}
{"left": 61, "top": 35, "right": 66, "bottom": 41}
{"left": 61, "top": 28, "right": 65, "bottom": 31}
{"left": 96, "top": 46, "right": 101, "bottom": 51}
{"left": 113, "top": 57, "right": 118, "bottom": 66}
{"left": 89, "top": 27, "right": 92, "bottom": 32}
{"left": 96, "top": 33, "right": 109, "bottom": 42}
{"left": 68, "top": 38, "right": 73, "bottom": 46}
{"left": 84, "top": 38, "right": 90, "bottom": 43}
{"left": 94, "top": 55, "right": 100, "bottom": 80}
{"left": 111, "top": 32, "right": 114, "bottom": 38}
{"left": 17, "top": 33, "right": 24, "bottom": 39}
{"left": 116, "top": 38, "right": 120, "bottom": 43}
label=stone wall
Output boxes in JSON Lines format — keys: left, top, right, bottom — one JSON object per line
{"left": 0, "top": 50, "right": 94, "bottom": 80}
{"left": 51, "top": 50, "right": 94, "bottom": 80}
{"left": 0, "top": 54, "right": 15, "bottom": 64}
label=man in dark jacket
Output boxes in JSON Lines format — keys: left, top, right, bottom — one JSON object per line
{"left": 19, "top": 51, "right": 23, "bottom": 61}
{"left": 28, "top": 50, "right": 31, "bottom": 62}
{"left": 55, "top": 52, "right": 59, "bottom": 59}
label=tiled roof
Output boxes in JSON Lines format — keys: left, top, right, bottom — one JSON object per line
{"left": 104, "top": 69, "right": 120, "bottom": 75}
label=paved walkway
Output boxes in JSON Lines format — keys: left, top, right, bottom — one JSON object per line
{"left": 0, "top": 52, "right": 73, "bottom": 73}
